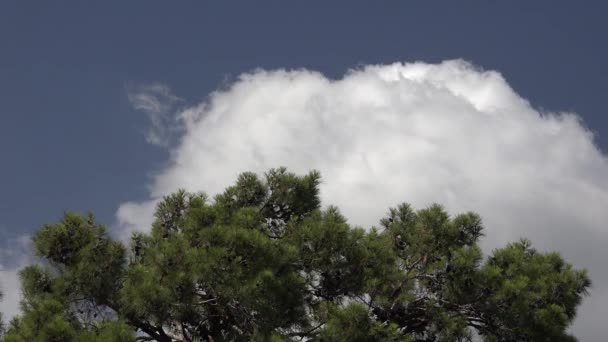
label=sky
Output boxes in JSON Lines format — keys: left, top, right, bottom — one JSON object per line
{"left": 1, "top": 1, "right": 607, "bottom": 340}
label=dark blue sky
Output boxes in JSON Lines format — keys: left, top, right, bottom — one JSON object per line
{"left": 1, "top": 1, "right": 607, "bottom": 240}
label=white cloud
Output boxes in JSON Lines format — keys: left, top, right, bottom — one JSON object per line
{"left": 0, "top": 268, "right": 22, "bottom": 322}
{"left": 115, "top": 60, "right": 607, "bottom": 340}
{"left": 126, "top": 82, "right": 183, "bottom": 147}
{"left": 0, "top": 235, "right": 32, "bottom": 322}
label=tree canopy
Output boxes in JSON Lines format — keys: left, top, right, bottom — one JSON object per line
{"left": 0, "top": 168, "right": 590, "bottom": 341}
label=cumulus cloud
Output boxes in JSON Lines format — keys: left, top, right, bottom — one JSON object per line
{"left": 126, "top": 82, "right": 184, "bottom": 147}
{"left": 0, "top": 235, "right": 32, "bottom": 322}
{"left": 115, "top": 60, "right": 607, "bottom": 339}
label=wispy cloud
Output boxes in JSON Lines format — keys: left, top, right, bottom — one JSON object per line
{"left": 126, "top": 82, "right": 183, "bottom": 147}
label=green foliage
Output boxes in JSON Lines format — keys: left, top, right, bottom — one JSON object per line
{"left": 0, "top": 168, "right": 590, "bottom": 341}
{"left": 319, "top": 303, "right": 405, "bottom": 342}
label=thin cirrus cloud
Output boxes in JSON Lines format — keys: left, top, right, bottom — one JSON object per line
{"left": 118, "top": 60, "right": 608, "bottom": 339}
{"left": 126, "top": 82, "right": 184, "bottom": 147}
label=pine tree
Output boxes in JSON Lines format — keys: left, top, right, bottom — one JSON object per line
{"left": 0, "top": 168, "right": 590, "bottom": 341}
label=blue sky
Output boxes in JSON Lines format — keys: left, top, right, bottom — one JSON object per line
{"left": 1, "top": 2, "right": 608, "bottom": 339}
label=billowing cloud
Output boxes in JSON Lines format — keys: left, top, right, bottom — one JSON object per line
{"left": 112, "top": 60, "right": 605, "bottom": 340}
{"left": 126, "top": 82, "right": 183, "bottom": 147}
{"left": 0, "top": 268, "right": 23, "bottom": 322}
{"left": 0, "top": 235, "right": 32, "bottom": 322}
